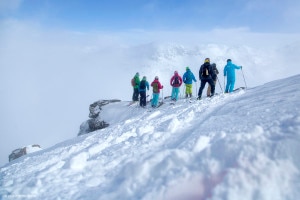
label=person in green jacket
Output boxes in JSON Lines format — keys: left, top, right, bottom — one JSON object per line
{"left": 132, "top": 72, "right": 140, "bottom": 101}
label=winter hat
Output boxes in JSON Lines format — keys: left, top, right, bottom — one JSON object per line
{"left": 227, "top": 59, "right": 232, "bottom": 62}
{"left": 155, "top": 76, "right": 159, "bottom": 80}
{"left": 186, "top": 66, "right": 190, "bottom": 71}
{"left": 143, "top": 76, "right": 146, "bottom": 80}
{"left": 204, "top": 58, "right": 210, "bottom": 63}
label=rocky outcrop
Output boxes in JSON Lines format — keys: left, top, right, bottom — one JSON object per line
{"left": 78, "top": 99, "right": 121, "bottom": 136}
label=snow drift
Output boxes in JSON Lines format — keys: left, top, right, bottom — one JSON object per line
{"left": 1, "top": 74, "right": 300, "bottom": 200}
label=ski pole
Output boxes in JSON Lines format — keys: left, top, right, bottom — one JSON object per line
{"left": 224, "top": 76, "right": 226, "bottom": 92}
{"left": 195, "top": 82, "right": 198, "bottom": 97}
{"left": 241, "top": 67, "right": 247, "bottom": 89}
{"left": 217, "top": 76, "right": 223, "bottom": 93}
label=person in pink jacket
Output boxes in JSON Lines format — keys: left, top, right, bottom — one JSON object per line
{"left": 170, "top": 71, "right": 183, "bottom": 101}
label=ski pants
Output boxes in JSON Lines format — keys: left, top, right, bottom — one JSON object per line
{"left": 198, "top": 78, "right": 215, "bottom": 98}
{"left": 132, "top": 88, "right": 139, "bottom": 101}
{"left": 225, "top": 77, "right": 235, "bottom": 93}
{"left": 207, "top": 80, "right": 216, "bottom": 96}
{"left": 171, "top": 87, "right": 180, "bottom": 101}
{"left": 151, "top": 93, "right": 160, "bottom": 107}
{"left": 139, "top": 91, "right": 147, "bottom": 107}
{"left": 185, "top": 84, "right": 193, "bottom": 96}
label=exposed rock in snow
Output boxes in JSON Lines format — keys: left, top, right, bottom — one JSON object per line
{"left": 78, "top": 99, "right": 121, "bottom": 136}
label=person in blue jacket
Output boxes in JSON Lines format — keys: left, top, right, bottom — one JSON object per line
{"left": 139, "top": 76, "right": 149, "bottom": 107}
{"left": 224, "top": 59, "right": 242, "bottom": 93}
{"left": 182, "top": 66, "right": 197, "bottom": 98}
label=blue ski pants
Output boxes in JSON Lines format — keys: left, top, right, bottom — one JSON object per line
{"left": 171, "top": 87, "right": 180, "bottom": 101}
{"left": 151, "top": 93, "right": 160, "bottom": 107}
{"left": 225, "top": 78, "right": 235, "bottom": 93}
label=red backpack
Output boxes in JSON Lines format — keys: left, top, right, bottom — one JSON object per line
{"left": 131, "top": 78, "right": 135, "bottom": 87}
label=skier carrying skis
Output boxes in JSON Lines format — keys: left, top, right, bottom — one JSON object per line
{"left": 132, "top": 72, "right": 140, "bottom": 101}
{"left": 197, "top": 58, "right": 215, "bottom": 100}
{"left": 170, "top": 71, "right": 183, "bottom": 101}
{"left": 139, "top": 76, "right": 149, "bottom": 107}
{"left": 207, "top": 63, "right": 219, "bottom": 97}
{"left": 223, "top": 59, "right": 242, "bottom": 93}
{"left": 151, "top": 76, "right": 163, "bottom": 107}
{"left": 182, "top": 66, "right": 197, "bottom": 98}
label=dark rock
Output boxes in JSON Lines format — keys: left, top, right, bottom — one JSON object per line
{"left": 9, "top": 144, "right": 42, "bottom": 162}
{"left": 78, "top": 99, "right": 121, "bottom": 136}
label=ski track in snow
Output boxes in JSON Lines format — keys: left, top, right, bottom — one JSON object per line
{"left": 1, "top": 75, "right": 300, "bottom": 200}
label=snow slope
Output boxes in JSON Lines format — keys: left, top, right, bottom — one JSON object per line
{"left": 1, "top": 75, "right": 300, "bottom": 200}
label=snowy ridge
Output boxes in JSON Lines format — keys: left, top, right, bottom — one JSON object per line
{"left": 1, "top": 75, "right": 300, "bottom": 200}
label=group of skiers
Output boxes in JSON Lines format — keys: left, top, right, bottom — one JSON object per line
{"left": 131, "top": 58, "right": 242, "bottom": 107}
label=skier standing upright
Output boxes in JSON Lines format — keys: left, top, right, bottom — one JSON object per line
{"left": 197, "top": 58, "right": 215, "bottom": 100}
{"left": 223, "top": 59, "right": 242, "bottom": 93}
{"left": 182, "top": 66, "right": 197, "bottom": 98}
{"left": 151, "top": 76, "right": 163, "bottom": 107}
{"left": 139, "top": 76, "right": 149, "bottom": 107}
{"left": 132, "top": 72, "right": 140, "bottom": 101}
{"left": 207, "top": 63, "right": 219, "bottom": 96}
{"left": 170, "top": 71, "right": 183, "bottom": 101}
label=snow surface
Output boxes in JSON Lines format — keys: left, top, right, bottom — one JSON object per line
{"left": 1, "top": 75, "right": 300, "bottom": 200}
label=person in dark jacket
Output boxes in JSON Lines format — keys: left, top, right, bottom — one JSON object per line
{"left": 207, "top": 63, "right": 219, "bottom": 97}
{"left": 139, "top": 76, "right": 149, "bottom": 107}
{"left": 197, "top": 58, "right": 215, "bottom": 100}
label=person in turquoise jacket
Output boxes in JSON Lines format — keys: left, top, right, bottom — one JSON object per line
{"left": 223, "top": 59, "right": 242, "bottom": 93}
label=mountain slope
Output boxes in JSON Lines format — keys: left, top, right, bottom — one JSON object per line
{"left": 1, "top": 75, "right": 300, "bottom": 200}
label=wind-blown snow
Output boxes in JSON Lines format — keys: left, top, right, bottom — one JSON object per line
{"left": 1, "top": 75, "right": 300, "bottom": 200}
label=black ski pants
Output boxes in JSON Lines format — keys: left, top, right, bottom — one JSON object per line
{"left": 132, "top": 88, "right": 139, "bottom": 101}
{"left": 139, "top": 91, "right": 147, "bottom": 107}
{"left": 198, "top": 78, "right": 215, "bottom": 98}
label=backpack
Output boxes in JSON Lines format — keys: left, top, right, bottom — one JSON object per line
{"left": 173, "top": 76, "right": 180, "bottom": 85}
{"left": 202, "top": 64, "right": 211, "bottom": 77}
{"left": 152, "top": 82, "right": 159, "bottom": 93}
{"left": 140, "top": 80, "right": 146, "bottom": 90}
{"left": 131, "top": 78, "right": 135, "bottom": 87}
{"left": 211, "top": 64, "right": 218, "bottom": 80}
